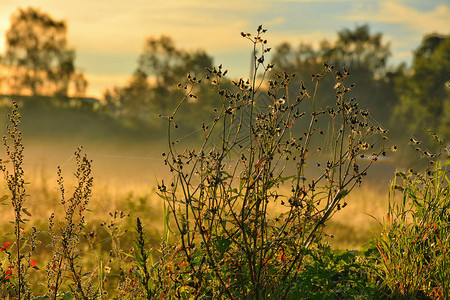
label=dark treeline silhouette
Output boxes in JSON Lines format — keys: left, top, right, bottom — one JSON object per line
{"left": 0, "top": 7, "right": 448, "bottom": 152}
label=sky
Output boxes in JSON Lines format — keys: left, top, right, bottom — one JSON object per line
{"left": 0, "top": 0, "right": 449, "bottom": 98}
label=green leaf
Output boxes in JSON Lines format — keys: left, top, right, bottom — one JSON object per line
{"left": 335, "top": 189, "right": 348, "bottom": 200}
{"left": 395, "top": 171, "right": 406, "bottom": 179}
{"left": 215, "top": 237, "right": 232, "bottom": 254}
{"left": 163, "top": 203, "right": 172, "bottom": 242}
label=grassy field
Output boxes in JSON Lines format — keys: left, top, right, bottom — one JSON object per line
{"left": 0, "top": 104, "right": 447, "bottom": 299}
{"left": 0, "top": 141, "right": 396, "bottom": 298}
{"left": 1, "top": 138, "right": 391, "bottom": 248}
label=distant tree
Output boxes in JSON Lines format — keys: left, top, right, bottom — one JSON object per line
{"left": 138, "top": 35, "right": 213, "bottom": 88}
{"left": 138, "top": 36, "right": 184, "bottom": 89}
{"left": 393, "top": 34, "right": 450, "bottom": 141}
{"left": 137, "top": 36, "right": 214, "bottom": 113}
{"left": 271, "top": 42, "right": 322, "bottom": 84}
{"left": 72, "top": 72, "right": 88, "bottom": 98}
{"left": 106, "top": 35, "right": 216, "bottom": 129}
{"left": 270, "top": 25, "right": 397, "bottom": 125}
{"left": 323, "top": 24, "right": 390, "bottom": 76}
{"left": 1, "top": 7, "right": 86, "bottom": 97}
{"left": 104, "top": 69, "right": 153, "bottom": 123}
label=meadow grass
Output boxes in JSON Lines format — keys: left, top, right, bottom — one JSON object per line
{"left": 0, "top": 26, "right": 448, "bottom": 299}
{"left": 0, "top": 161, "right": 390, "bottom": 248}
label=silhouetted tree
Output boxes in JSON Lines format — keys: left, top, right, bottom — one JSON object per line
{"left": 1, "top": 7, "right": 86, "bottom": 97}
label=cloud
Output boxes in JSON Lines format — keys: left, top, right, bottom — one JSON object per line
{"left": 344, "top": 2, "right": 450, "bottom": 34}
{"left": 266, "top": 0, "right": 367, "bottom": 2}
{"left": 57, "top": 0, "right": 265, "bottom": 58}
{"left": 264, "top": 29, "right": 336, "bottom": 49}
{"left": 266, "top": 17, "right": 285, "bottom": 26}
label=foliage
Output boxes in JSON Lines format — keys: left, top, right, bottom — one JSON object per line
{"left": 375, "top": 139, "right": 450, "bottom": 299}
{"left": 392, "top": 34, "right": 450, "bottom": 142}
{"left": 289, "top": 245, "right": 381, "bottom": 299}
{"left": 158, "top": 25, "right": 390, "bottom": 299}
{"left": 1, "top": 7, "right": 87, "bottom": 97}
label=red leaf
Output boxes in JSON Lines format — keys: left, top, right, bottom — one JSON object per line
{"left": 30, "top": 260, "right": 39, "bottom": 270}
{"left": 4, "top": 269, "right": 12, "bottom": 280}
{"left": 1, "top": 241, "right": 12, "bottom": 251}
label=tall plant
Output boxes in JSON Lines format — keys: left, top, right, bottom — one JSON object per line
{"left": 46, "top": 147, "right": 94, "bottom": 299}
{"left": 0, "top": 102, "right": 38, "bottom": 299}
{"left": 158, "top": 26, "right": 389, "bottom": 298}
{"left": 376, "top": 138, "right": 449, "bottom": 299}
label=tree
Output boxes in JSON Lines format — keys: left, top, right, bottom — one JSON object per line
{"left": 104, "top": 69, "right": 153, "bottom": 125}
{"left": 393, "top": 34, "right": 450, "bottom": 141}
{"left": 270, "top": 25, "right": 397, "bottom": 125}
{"left": 138, "top": 35, "right": 213, "bottom": 89}
{"left": 1, "top": 7, "right": 86, "bottom": 97}
{"left": 323, "top": 24, "right": 390, "bottom": 77}
{"left": 106, "top": 35, "right": 217, "bottom": 130}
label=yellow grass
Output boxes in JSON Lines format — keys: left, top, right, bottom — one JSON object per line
{"left": 0, "top": 140, "right": 393, "bottom": 250}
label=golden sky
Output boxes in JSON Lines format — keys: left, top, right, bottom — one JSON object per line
{"left": 1, "top": 0, "right": 449, "bottom": 98}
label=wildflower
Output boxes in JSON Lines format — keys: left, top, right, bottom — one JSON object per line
{"left": 409, "top": 137, "right": 422, "bottom": 145}
{"left": 423, "top": 150, "right": 435, "bottom": 158}
{"left": 277, "top": 98, "right": 285, "bottom": 105}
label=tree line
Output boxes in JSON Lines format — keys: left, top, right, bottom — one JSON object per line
{"left": 0, "top": 7, "right": 448, "bottom": 143}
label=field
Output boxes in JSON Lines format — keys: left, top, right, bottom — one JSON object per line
{"left": 0, "top": 27, "right": 448, "bottom": 299}
{"left": 0, "top": 93, "right": 447, "bottom": 299}
{"left": 3, "top": 139, "right": 391, "bottom": 247}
